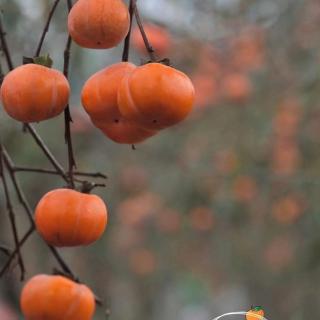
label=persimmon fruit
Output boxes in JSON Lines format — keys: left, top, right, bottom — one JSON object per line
{"left": 0, "top": 64, "right": 70, "bottom": 123}
{"left": 81, "top": 62, "right": 157, "bottom": 144}
{"left": 68, "top": 0, "right": 130, "bottom": 49}
{"left": 118, "top": 62, "right": 195, "bottom": 130}
{"left": 35, "top": 189, "right": 108, "bottom": 247}
{"left": 20, "top": 274, "right": 95, "bottom": 320}
{"left": 82, "top": 62, "right": 136, "bottom": 120}
{"left": 93, "top": 118, "right": 157, "bottom": 144}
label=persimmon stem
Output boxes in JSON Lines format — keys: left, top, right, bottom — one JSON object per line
{"left": 0, "top": 144, "right": 25, "bottom": 280}
{"left": 35, "top": 0, "right": 62, "bottom": 57}
{"left": 122, "top": 0, "right": 136, "bottom": 62}
{"left": 63, "top": 35, "right": 76, "bottom": 189}
{"left": 134, "top": 5, "right": 157, "bottom": 61}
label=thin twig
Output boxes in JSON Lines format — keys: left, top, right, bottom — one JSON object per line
{"left": 134, "top": 5, "right": 157, "bottom": 61}
{"left": 2, "top": 149, "right": 35, "bottom": 224}
{"left": 0, "top": 15, "right": 13, "bottom": 70}
{"left": 0, "top": 144, "right": 25, "bottom": 280}
{"left": 0, "top": 227, "right": 34, "bottom": 278}
{"left": 24, "top": 124, "right": 70, "bottom": 183}
{"left": 13, "top": 166, "right": 107, "bottom": 179}
{"left": 63, "top": 34, "right": 76, "bottom": 189}
{"left": 2, "top": 149, "right": 74, "bottom": 277}
{"left": 66, "top": 0, "right": 73, "bottom": 11}
{"left": 122, "top": 0, "right": 136, "bottom": 62}
{"left": 0, "top": 245, "right": 11, "bottom": 256}
{"left": 35, "top": 0, "right": 62, "bottom": 57}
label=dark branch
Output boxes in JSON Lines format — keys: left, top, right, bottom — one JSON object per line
{"left": 134, "top": 5, "right": 157, "bottom": 61}
{"left": 0, "top": 144, "right": 25, "bottom": 280}
{"left": 24, "top": 124, "right": 70, "bottom": 183}
{"left": 0, "top": 15, "right": 14, "bottom": 70}
{"left": 2, "top": 148, "right": 74, "bottom": 277}
{"left": 0, "top": 227, "right": 34, "bottom": 278}
{"left": 122, "top": 0, "right": 136, "bottom": 62}
{"left": 35, "top": 0, "right": 62, "bottom": 57}
{"left": 63, "top": 34, "right": 76, "bottom": 189}
{"left": 13, "top": 166, "right": 107, "bottom": 179}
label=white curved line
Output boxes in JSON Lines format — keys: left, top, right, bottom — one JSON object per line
{"left": 210, "top": 311, "right": 269, "bottom": 320}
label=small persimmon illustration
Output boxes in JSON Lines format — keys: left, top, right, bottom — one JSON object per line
{"left": 246, "top": 306, "right": 265, "bottom": 320}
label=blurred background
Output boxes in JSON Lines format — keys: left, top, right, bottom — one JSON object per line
{"left": 0, "top": 0, "right": 320, "bottom": 319}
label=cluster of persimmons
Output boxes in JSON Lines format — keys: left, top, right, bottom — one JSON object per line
{"left": 0, "top": 0, "right": 194, "bottom": 319}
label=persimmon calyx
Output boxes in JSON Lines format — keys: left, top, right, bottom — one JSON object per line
{"left": 22, "top": 54, "right": 53, "bottom": 68}
{"left": 141, "top": 57, "right": 171, "bottom": 66}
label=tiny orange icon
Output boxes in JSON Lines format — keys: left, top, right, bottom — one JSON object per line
{"left": 246, "top": 306, "right": 265, "bottom": 320}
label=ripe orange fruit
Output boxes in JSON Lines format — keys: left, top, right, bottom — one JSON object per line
{"left": 21, "top": 274, "right": 95, "bottom": 320}
{"left": 118, "top": 62, "right": 195, "bottom": 130}
{"left": 93, "top": 118, "right": 156, "bottom": 144}
{"left": 68, "top": 0, "right": 130, "bottom": 49}
{"left": 35, "top": 189, "right": 108, "bottom": 247}
{"left": 81, "top": 62, "right": 156, "bottom": 144}
{"left": 1, "top": 64, "right": 69, "bottom": 122}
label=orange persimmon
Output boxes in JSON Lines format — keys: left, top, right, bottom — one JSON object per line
{"left": 82, "top": 62, "right": 136, "bottom": 120}
{"left": 118, "top": 62, "right": 195, "bottom": 130}
{"left": 81, "top": 62, "right": 156, "bottom": 144}
{"left": 93, "top": 118, "right": 156, "bottom": 144}
{"left": 20, "top": 274, "right": 95, "bottom": 320}
{"left": 35, "top": 189, "right": 108, "bottom": 247}
{"left": 68, "top": 0, "right": 130, "bottom": 49}
{"left": 0, "top": 64, "right": 70, "bottom": 123}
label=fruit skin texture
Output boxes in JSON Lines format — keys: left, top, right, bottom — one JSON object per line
{"left": 246, "top": 306, "right": 265, "bottom": 320}
{"left": 118, "top": 63, "right": 195, "bottom": 130}
{"left": 93, "top": 118, "right": 157, "bottom": 144}
{"left": 35, "top": 189, "right": 108, "bottom": 247}
{"left": 68, "top": 0, "right": 130, "bottom": 49}
{"left": 0, "top": 64, "right": 70, "bottom": 123}
{"left": 20, "top": 274, "right": 95, "bottom": 320}
{"left": 82, "top": 62, "right": 136, "bottom": 120}
{"left": 81, "top": 62, "right": 156, "bottom": 144}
